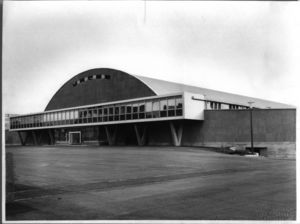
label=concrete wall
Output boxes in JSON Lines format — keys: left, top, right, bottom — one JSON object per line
{"left": 182, "top": 109, "right": 295, "bottom": 142}
{"left": 146, "top": 109, "right": 296, "bottom": 159}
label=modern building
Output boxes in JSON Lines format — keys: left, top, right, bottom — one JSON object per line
{"left": 8, "top": 68, "right": 296, "bottom": 158}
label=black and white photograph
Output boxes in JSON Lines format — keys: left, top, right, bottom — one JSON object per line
{"left": 2, "top": 0, "right": 299, "bottom": 222}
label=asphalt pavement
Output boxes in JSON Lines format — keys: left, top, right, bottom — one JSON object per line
{"left": 5, "top": 146, "right": 296, "bottom": 220}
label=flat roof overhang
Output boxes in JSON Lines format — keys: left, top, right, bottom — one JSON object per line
{"left": 9, "top": 91, "right": 208, "bottom": 132}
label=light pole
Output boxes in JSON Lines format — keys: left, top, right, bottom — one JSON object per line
{"left": 248, "top": 102, "right": 254, "bottom": 154}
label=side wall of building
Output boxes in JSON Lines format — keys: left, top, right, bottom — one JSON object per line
{"left": 147, "top": 109, "right": 296, "bottom": 158}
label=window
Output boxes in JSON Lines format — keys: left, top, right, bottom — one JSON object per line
{"left": 103, "top": 108, "right": 108, "bottom": 115}
{"left": 120, "top": 105, "right": 125, "bottom": 120}
{"left": 139, "top": 102, "right": 145, "bottom": 119}
{"left": 62, "top": 112, "right": 65, "bottom": 120}
{"left": 58, "top": 112, "right": 61, "bottom": 121}
{"left": 69, "top": 111, "right": 73, "bottom": 120}
{"left": 79, "top": 111, "right": 83, "bottom": 123}
{"left": 133, "top": 104, "right": 138, "bottom": 113}
{"left": 114, "top": 106, "right": 120, "bottom": 121}
{"left": 145, "top": 101, "right": 152, "bottom": 118}
{"left": 98, "top": 108, "right": 103, "bottom": 116}
{"left": 133, "top": 103, "right": 138, "bottom": 119}
{"left": 109, "top": 107, "right": 114, "bottom": 121}
{"left": 88, "top": 109, "right": 93, "bottom": 122}
{"left": 126, "top": 104, "right": 132, "bottom": 113}
{"left": 43, "top": 114, "right": 47, "bottom": 123}
{"left": 168, "top": 98, "right": 176, "bottom": 116}
{"left": 153, "top": 101, "right": 160, "bottom": 118}
{"left": 98, "top": 107, "right": 103, "bottom": 122}
{"left": 47, "top": 114, "right": 51, "bottom": 125}
{"left": 109, "top": 107, "right": 114, "bottom": 115}
{"left": 93, "top": 109, "right": 98, "bottom": 122}
{"left": 126, "top": 104, "right": 132, "bottom": 120}
{"left": 176, "top": 97, "right": 183, "bottom": 116}
{"left": 64, "top": 111, "right": 69, "bottom": 124}
{"left": 160, "top": 99, "right": 167, "bottom": 117}
{"left": 103, "top": 107, "right": 108, "bottom": 121}
{"left": 168, "top": 98, "right": 175, "bottom": 110}
{"left": 73, "top": 74, "right": 111, "bottom": 87}
{"left": 74, "top": 110, "right": 79, "bottom": 119}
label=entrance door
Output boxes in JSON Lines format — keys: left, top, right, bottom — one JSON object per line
{"left": 69, "top": 131, "right": 81, "bottom": 145}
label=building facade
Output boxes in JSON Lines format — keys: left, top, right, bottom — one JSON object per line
{"left": 8, "top": 68, "right": 296, "bottom": 158}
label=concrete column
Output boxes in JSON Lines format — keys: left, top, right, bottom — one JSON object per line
{"left": 169, "top": 122, "right": 183, "bottom": 146}
{"left": 105, "top": 126, "right": 117, "bottom": 146}
{"left": 134, "top": 124, "right": 147, "bottom": 146}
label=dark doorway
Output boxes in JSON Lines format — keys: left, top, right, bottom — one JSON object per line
{"left": 69, "top": 132, "right": 81, "bottom": 145}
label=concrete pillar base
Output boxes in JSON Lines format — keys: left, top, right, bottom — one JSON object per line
{"left": 134, "top": 124, "right": 147, "bottom": 146}
{"left": 105, "top": 126, "right": 117, "bottom": 146}
{"left": 169, "top": 122, "right": 183, "bottom": 146}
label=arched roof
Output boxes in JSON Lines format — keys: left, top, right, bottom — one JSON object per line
{"left": 45, "top": 68, "right": 156, "bottom": 111}
{"left": 45, "top": 68, "right": 293, "bottom": 111}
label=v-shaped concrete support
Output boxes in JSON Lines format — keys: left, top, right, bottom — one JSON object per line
{"left": 169, "top": 122, "right": 183, "bottom": 146}
{"left": 18, "top": 131, "right": 27, "bottom": 146}
{"left": 105, "top": 126, "right": 117, "bottom": 146}
{"left": 134, "top": 124, "right": 147, "bottom": 146}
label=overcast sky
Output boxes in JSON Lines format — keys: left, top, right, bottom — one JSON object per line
{"left": 3, "top": 1, "right": 300, "bottom": 114}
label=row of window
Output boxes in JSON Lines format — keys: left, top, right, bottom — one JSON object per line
{"left": 207, "top": 102, "right": 249, "bottom": 110}
{"left": 72, "top": 74, "right": 111, "bottom": 87}
{"left": 229, "top": 104, "right": 248, "bottom": 110}
{"left": 10, "top": 96, "right": 183, "bottom": 129}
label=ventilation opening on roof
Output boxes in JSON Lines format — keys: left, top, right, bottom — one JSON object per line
{"left": 72, "top": 74, "right": 111, "bottom": 87}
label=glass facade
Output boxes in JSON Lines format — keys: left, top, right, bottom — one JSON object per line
{"left": 10, "top": 95, "right": 184, "bottom": 130}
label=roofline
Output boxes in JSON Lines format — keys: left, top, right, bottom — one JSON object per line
{"left": 133, "top": 75, "right": 158, "bottom": 95}
{"left": 134, "top": 75, "right": 296, "bottom": 109}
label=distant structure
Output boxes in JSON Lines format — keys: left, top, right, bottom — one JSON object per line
{"left": 5, "top": 114, "right": 20, "bottom": 145}
{"left": 8, "top": 68, "right": 296, "bottom": 158}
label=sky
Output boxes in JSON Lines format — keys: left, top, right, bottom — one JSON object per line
{"left": 3, "top": 1, "right": 300, "bottom": 115}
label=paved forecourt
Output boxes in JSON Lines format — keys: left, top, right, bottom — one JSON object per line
{"left": 5, "top": 145, "right": 296, "bottom": 220}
